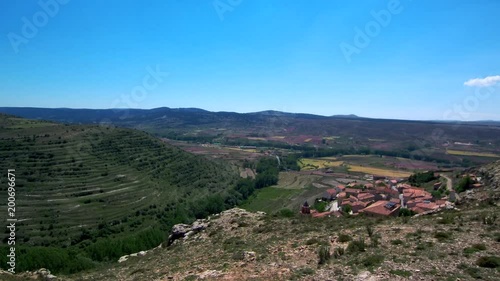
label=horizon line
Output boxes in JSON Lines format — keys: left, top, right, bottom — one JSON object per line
{"left": 1, "top": 106, "right": 499, "bottom": 123}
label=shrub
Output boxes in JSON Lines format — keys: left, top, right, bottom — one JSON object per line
{"left": 494, "top": 233, "right": 500, "bottom": 242}
{"left": 313, "top": 201, "right": 328, "bottom": 213}
{"left": 296, "top": 267, "right": 315, "bottom": 276}
{"left": 277, "top": 208, "right": 295, "bottom": 218}
{"left": 481, "top": 212, "right": 497, "bottom": 225}
{"left": 333, "top": 247, "right": 345, "bottom": 258}
{"left": 318, "top": 245, "right": 331, "bottom": 265}
{"left": 391, "top": 239, "right": 403, "bottom": 246}
{"left": 338, "top": 233, "right": 351, "bottom": 243}
{"left": 346, "top": 239, "right": 365, "bottom": 253}
{"left": 389, "top": 269, "right": 412, "bottom": 277}
{"left": 434, "top": 231, "right": 452, "bottom": 242}
{"left": 464, "top": 246, "right": 482, "bottom": 255}
{"left": 399, "top": 208, "right": 416, "bottom": 217}
{"left": 366, "top": 225, "right": 374, "bottom": 238}
{"left": 415, "top": 241, "right": 433, "bottom": 251}
{"left": 306, "top": 238, "right": 320, "bottom": 245}
{"left": 362, "top": 254, "right": 384, "bottom": 267}
{"left": 476, "top": 256, "right": 500, "bottom": 268}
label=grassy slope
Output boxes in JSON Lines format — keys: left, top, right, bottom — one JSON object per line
{"left": 0, "top": 115, "right": 239, "bottom": 271}
{"left": 60, "top": 204, "right": 500, "bottom": 281}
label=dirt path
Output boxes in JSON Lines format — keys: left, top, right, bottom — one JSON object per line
{"left": 440, "top": 174, "right": 453, "bottom": 191}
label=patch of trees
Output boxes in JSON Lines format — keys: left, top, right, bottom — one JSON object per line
{"left": 408, "top": 171, "right": 437, "bottom": 186}
{"left": 456, "top": 176, "right": 473, "bottom": 193}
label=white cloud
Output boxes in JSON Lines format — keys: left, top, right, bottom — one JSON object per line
{"left": 464, "top": 75, "right": 500, "bottom": 87}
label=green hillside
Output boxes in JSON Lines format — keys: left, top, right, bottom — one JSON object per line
{"left": 0, "top": 114, "right": 241, "bottom": 273}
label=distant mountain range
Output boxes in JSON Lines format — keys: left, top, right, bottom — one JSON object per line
{"left": 1, "top": 107, "right": 500, "bottom": 149}
{"left": 1, "top": 106, "right": 498, "bottom": 124}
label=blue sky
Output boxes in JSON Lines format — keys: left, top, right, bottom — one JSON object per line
{"left": 1, "top": 0, "right": 499, "bottom": 120}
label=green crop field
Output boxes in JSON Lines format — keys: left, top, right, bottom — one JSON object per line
{"left": 239, "top": 187, "right": 303, "bottom": 213}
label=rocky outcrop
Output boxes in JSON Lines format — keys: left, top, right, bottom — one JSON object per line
{"left": 479, "top": 160, "right": 500, "bottom": 190}
{"left": 167, "top": 219, "right": 209, "bottom": 246}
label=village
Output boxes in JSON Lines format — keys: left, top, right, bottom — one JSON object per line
{"left": 300, "top": 173, "right": 484, "bottom": 218}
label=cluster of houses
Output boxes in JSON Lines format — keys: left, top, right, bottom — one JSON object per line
{"left": 302, "top": 177, "right": 455, "bottom": 218}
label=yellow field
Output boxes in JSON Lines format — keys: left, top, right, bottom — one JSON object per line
{"left": 341, "top": 155, "right": 371, "bottom": 158}
{"left": 275, "top": 172, "right": 322, "bottom": 189}
{"left": 347, "top": 165, "right": 412, "bottom": 178}
{"left": 247, "top": 137, "right": 266, "bottom": 141}
{"left": 271, "top": 136, "right": 286, "bottom": 139}
{"left": 323, "top": 136, "right": 340, "bottom": 140}
{"left": 227, "top": 147, "right": 258, "bottom": 153}
{"left": 304, "top": 138, "right": 312, "bottom": 142}
{"left": 446, "top": 149, "right": 499, "bottom": 158}
{"left": 299, "top": 158, "right": 344, "bottom": 170}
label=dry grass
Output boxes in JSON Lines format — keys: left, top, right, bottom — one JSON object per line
{"left": 347, "top": 165, "right": 412, "bottom": 177}
{"left": 227, "top": 147, "right": 259, "bottom": 153}
{"left": 247, "top": 137, "right": 267, "bottom": 141}
{"left": 299, "top": 158, "right": 344, "bottom": 170}
{"left": 446, "top": 149, "right": 499, "bottom": 158}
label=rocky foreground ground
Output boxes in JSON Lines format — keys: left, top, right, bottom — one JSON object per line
{"left": 4, "top": 161, "right": 500, "bottom": 281}
{"left": 6, "top": 203, "right": 494, "bottom": 281}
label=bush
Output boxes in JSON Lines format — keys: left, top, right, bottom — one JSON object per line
{"left": 277, "top": 208, "right": 295, "bottom": 218}
{"left": 434, "top": 231, "right": 452, "bottom": 242}
{"left": 318, "top": 245, "right": 331, "bottom": 265}
{"left": 362, "top": 254, "right": 384, "bottom": 267}
{"left": 391, "top": 239, "right": 404, "bottom": 246}
{"left": 463, "top": 243, "right": 487, "bottom": 256}
{"left": 313, "top": 201, "right": 328, "bottom": 212}
{"left": 399, "top": 208, "right": 416, "bottom": 217}
{"left": 389, "top": 269, "right": 412, "bottom": 277}
{"left": 494, "top": 233, "right": 500, "bottom": 242}
{"left": 338, "top": 233, "right": 351, "bottom": 243}
{"left": 476, "top": 256, "right": 500, "bottom": 268}
{"left": 306, "top": 238, "right": 320, "bottom": 245}
{"left": 346, "top": 239, "right": 365, "bottom": 253}
{"left": 296, "top": 267, "right": 315, "bottom": 276}
{"left": 333, "top": 247, "right": 345, "bottom": 258}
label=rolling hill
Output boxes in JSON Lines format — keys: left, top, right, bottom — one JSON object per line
{"left": 0, "top": 114, "right": 242, "bottom": 273}
{"left": 1, "top": 107, "right": 499, "bottom": 147}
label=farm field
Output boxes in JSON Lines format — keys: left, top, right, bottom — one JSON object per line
{"left": 298, "top": 155, "right": 438, "bottom": 175}
{"left": 239, "top": 187, "right": 303, "bottom": 213}
{"left": 274, "top": 171, "right": 323, "bottom": 189}
{"left": 298, "top": 158, "right": 344, "bottom": 170}
{"left": 347, "top": 164, "right": 413, "bottom": 178}
{"left": 446, "top": 149, "right": 500, "bottom": 158}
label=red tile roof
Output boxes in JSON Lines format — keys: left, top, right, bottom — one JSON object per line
{"left": 361, "top": 200, "right": 400, "bottom": 216}
{"left": 345, "top": 188, "right": 362, "bottom": 195}
{"left": 358, "top": 193, "right": 375, "bottom": 201}
{"left": 326, "top": 188, "right": 337, "bottom": 196}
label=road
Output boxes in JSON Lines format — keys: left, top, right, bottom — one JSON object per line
{"left": 440, "top": 174, "right": 453, "bottom": 191}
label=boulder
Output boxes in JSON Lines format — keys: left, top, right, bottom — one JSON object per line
{"left": 118, "top": 255, "right": 129, "bottom": 263}
{"left": 191, "top": 219, "right": 208, "bottom": 232}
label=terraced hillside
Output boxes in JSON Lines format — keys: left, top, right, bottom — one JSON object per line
{"left": 0, "top": 115, "right": 240, "bottom": 273}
